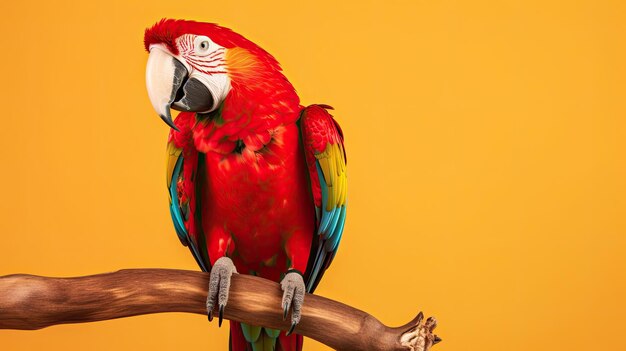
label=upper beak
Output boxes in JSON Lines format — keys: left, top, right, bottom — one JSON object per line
{"left": 146, "top": 47, "right": 217, "bottom": 131}
{"left": 145, "top": 47, "right": 187, "bottom": 130}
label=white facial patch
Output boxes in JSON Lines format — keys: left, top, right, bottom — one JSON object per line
{"left": 175, "top": 34, "right": 232, "bottom": 113}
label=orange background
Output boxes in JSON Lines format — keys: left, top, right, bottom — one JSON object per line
{"left": 1, "top": 1, "right": 625, "bottom": 350}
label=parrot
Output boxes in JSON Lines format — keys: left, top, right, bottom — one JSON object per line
{"left": 144, "top": 19, "right": 347, "bottom": 351}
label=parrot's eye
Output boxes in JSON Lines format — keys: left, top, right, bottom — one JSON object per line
{"left": 194, "top": 36, "right": 212, "bottom": 55}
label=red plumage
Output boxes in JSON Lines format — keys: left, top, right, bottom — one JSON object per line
{"left": 151, "top": 19, "right": 346, "bottom": 351}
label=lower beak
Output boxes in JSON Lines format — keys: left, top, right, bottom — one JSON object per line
{"left": 145, "top": 47, "right": 187, "bottom": 130}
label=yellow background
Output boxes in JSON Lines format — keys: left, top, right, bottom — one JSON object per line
{"left": 1, "top": 0, "right": 625, "bottom": 350}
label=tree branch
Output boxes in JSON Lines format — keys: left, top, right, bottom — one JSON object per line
{"left": 0, "top": 269, "right": 439, "bottom": 351}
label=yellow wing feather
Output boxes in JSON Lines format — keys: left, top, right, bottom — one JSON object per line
{"left": 166, "top": 141, "right": 182, "bottom": 202}
{"left": 315, "top": 142, "right": 347, "bottom": 212}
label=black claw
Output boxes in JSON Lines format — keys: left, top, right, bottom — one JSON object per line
{"left": 286, "top": 322, "right": 297, "bottom": 336}
{"left": 208, "top": 310, "right": 213, "bottom": 322}
{"left": 283, "top": 303, "right": 288, "bottom": 320}
{"left": 433, "top": 336, "right": 442, "bottom": 344}
{"left": 218, "top": 305, "right": 224, "bottom": 327}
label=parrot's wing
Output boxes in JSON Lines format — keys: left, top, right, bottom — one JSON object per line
{"left": 166, "top": 113, "right": 211, "bottom": 272}
{"left": 299, "top": 104, "right": 347, "bottom": 293}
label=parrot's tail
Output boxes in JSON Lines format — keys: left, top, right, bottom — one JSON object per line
{"left": 230, "top": 321, "right": 303, "bottom": 351}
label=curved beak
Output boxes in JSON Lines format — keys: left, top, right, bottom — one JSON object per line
{"left": 146, "top": 47, "right": 216, "bottom": 131}
{"left": 145, "top": 47, "right": 187, "bottom": 130}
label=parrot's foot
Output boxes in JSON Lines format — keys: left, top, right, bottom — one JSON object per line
{"left": 206, "top": 256, "right": 237, "bottom": 327}
{"left": 400, "top": 312, "right": 441, "bottom": 351}
{"left": 280, "top": 271, "right": 305, "bottom": 335}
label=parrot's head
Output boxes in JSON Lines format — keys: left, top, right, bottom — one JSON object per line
{"left": 144, "top": 18, "right": 288, "bottom": 130}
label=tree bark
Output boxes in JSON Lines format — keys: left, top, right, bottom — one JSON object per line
{"left": 0, "top": 269, "right": 439, "bottom": 351}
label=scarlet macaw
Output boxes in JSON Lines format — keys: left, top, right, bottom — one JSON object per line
{"left": 144, "top": 19, "right": 347, "bottom": 351}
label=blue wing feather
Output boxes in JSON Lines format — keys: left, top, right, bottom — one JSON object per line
{"left": 169, "top": 157, "right": 188, "bottom": 245}
{"left": 168, "top": 152, "right": 210, "bottom": 272}
{"left": 301, "top": 106, "right": 347, "bottom": 293}
{"left": 325, "top": 205, "right": 346, "bottom": 252}
{"left": 305, "top": 161, "right": 347, "bottom": 292}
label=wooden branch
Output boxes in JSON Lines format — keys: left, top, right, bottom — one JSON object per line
{"left": 0, "top": 269, "right": 439, "bottom": 351}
